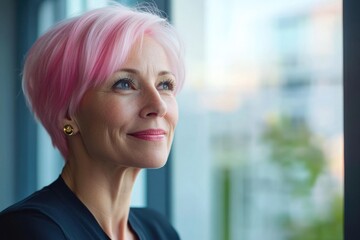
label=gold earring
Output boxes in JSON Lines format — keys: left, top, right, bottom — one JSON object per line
{"left": 63, "top": 124, "right": 74, "bottom": 136}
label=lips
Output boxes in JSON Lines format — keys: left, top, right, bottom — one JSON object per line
{"left": 128, "top": 129, "right": 166, "bottom": 141}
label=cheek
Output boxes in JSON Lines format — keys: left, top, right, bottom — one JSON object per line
{"left": 167, "top": 99, "right": 179, "bottom": 127}
{"left": 76, "top": 96, "right": 128, "bottom": 131}
{"left": 100, "top": 100, "right": 130, "bottom": 126}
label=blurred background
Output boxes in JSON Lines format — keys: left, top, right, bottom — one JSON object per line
{"left": 0, "top": 0, "right": 343, "bottom": 240}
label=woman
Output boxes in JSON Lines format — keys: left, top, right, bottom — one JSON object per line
{"left": 0, "top": 3, "right": 184, "bottom": 240}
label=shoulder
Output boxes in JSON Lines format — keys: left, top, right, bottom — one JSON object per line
{"left": 0, "top": 182, "right": 69, "bottom": 240}
{"left": 0, "top": 178, "right": 69, "bottom": 239}
{"left": 130, "top": 207, "right": 180, "bottom": 240}
{"left": 0, "top": 209, "right": 67, "bottom": 239}
{"left": 0, "top": 177, "right": 110, "bottom": 240}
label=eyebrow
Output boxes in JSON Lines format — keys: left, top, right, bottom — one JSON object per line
{"left": 119, "top": 68, "right": 175, "bottom": 77}
{"left": 119, "top": 68, "right": 138, "bottom": 74}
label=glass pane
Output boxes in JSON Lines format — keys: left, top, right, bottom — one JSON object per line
{"left": 172, "top": 0, "right": 343, "bottom": 239}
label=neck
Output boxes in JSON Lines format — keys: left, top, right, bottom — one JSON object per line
{"left": 61, "top": 156, "right": 141, "bottom": 240}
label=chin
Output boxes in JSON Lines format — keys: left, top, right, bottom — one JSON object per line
{"left": 136, "top": 155, "right": 169, "bottom": 169}
{"left": 137, "top": 148, "right": 171, "bottom": 169}
{"left": 143, "top": 159, "right": 168, "bottom": 169}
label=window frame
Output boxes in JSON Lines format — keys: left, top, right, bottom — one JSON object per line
{"left": 343, "top": 0, "right": 360, "bottom": 239}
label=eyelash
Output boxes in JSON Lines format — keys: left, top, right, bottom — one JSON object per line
{"left": 112, "top": 78, "right": 135, "bottom": 90}
{"left": 158, "top": 79, "right": 176, "bottom": 91}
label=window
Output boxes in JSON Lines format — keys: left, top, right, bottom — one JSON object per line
{"left": 172, "top": 0, "right": 343, "bottom": 239}
{"left": 5, "top": 0, "right": 347, "bottom": 238}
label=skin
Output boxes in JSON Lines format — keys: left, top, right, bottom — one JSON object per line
{"left": 61, "top": 37, "right": 178, "bottom": 240}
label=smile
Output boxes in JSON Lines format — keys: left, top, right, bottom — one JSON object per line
{"left": 128, "top": 129, "right": 167, "bottom": 141}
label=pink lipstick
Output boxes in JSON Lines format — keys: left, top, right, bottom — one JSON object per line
{"left": 128, "top": 129, "right": 166, "bottom": 141}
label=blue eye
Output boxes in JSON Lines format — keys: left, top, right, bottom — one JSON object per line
{"left": 113, "top": 78, "right": 135, "bottom": 90}
{"left": 158, "top": 80, "right": 175, "bottom": 91}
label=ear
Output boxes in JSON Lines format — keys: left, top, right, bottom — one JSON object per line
{"left": 62, "top": 117, "right": 80, "bottom": 135}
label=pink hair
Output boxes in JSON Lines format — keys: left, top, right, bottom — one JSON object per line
{"left": 22, "top": 3, "right": 185, "bottom": 160}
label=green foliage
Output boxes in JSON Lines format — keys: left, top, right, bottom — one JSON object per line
{"left": 285, "top": 195, "right": 343, "bottom": 240}
{"left": 262, "top": 116, "right": 325, "bottom": 196}
{"left": 262, "top": 115, "right": 343, "bottom": 239}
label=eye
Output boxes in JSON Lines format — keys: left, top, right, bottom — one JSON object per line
{"left": 158, "top": 79, "right": 176, "bottom": 91}
{"left": 112, "top": 78, "right": 135, "bottom": 90}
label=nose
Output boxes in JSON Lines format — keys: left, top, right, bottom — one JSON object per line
{"left": 139, "top": 88, "right": 167, "bottom": 118}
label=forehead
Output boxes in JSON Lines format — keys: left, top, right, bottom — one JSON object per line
{"left": 122, "top": 37, "right": 171, "bottom": 72}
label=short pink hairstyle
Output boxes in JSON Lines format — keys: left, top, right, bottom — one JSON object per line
{"left": 22, "top": 3, "right": 185, "bottom": 160}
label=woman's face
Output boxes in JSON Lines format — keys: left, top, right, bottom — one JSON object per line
{"left": 73, "top": 37, "right": 178, "bottom": 168}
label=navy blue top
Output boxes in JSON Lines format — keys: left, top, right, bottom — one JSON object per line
{"left": 0, "top": 176, "right": 180, "bottom": 240}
